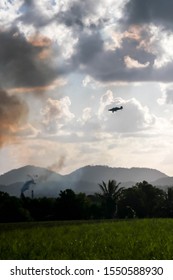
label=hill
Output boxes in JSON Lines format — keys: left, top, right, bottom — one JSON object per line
{"left": 152, "top": 176, "right": 173, "bottom": 188}
{"left": 0, "top": 165, "right": 169, "bottom": 197}
{"left": 0, "top": 165, "right": 63, "bottom": 185}
{"left": 65, "top": 165, "right": 167, "bottom": 184}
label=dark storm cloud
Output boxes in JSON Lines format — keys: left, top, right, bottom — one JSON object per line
{"left": 56, "top": 0, "right": 103, "bottom": 30}
{"left": 87, "top": 51, "right": 173, "bottom": 83}
{"left": 64, "top": 26, "right": 173, "bottom": 83}
{"left": 65, "top": 0, "right": 173, "bottom": 83}
{"left": 18, "top": 0, "right": 102, "bottom": 30}
{"left": 15, "top": 0, "right": 173, "bottom": 84}
{"left": 70, "top": 31, "right": 156, "bottom": 82}
{"left": 0, "top": 27, "right": 57, "bottom": 88}
{"left": 57, "top": 1, "right": 86, "bottom": 29}
{"left": 123, "top": 0, "right": 173, "bottom": 29}
{"left": 0, "top": 89, "right": 28, "bottom": 147}
{"left": 73, "top": 32, "right": 104, "bottom": 64}
{"left": 18, "top": 0, "right": 49, "bottom": 28}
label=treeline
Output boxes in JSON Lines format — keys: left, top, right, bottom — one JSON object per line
{"left": 0, "top": 180, "right": 173, "bottom": 222}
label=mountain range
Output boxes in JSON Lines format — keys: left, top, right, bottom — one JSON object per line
{"left": 0, "top": 165, "right": 172, "bottom": 198}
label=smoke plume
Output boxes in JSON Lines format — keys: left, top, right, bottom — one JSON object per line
{"left": 47, "top": 155, "right": 66, "bottom": 173}
{"left": 0, "top": 89, "right": 28, "bottom": 147}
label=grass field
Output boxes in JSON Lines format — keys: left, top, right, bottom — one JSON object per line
{"left": 0, "top": 219, "right": 173, "bottom": 259}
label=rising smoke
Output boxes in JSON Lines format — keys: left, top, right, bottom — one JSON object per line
{"left": 47, "top": 155, "right": 66, "bottom": 173}
{"left": 0, "top": 89, "right": 28, "bottom": 147}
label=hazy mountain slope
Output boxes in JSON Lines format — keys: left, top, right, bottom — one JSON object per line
{"left": 0, "top": 165, "right": 63, "bottom": 185}
{"left": 65, "top": 165, "right": 167, "bottom": 184}
{"left": 152, "top": 177, "right": 173, "bottom": 187}
{"left": 0, "top": 165, "right": 169, "bottom": 197}
{"left": 0, "top": 182, "right": 24, "bottom": 197}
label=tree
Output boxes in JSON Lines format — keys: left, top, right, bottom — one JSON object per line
{"left": 117, "top": 187, "right": 143, "bottom": 218}
{"left": 118, "top": 181, "right": 165, "bottom": 218}
{"left": 96, "top": 180, "right": 124, "bottom": 218}
{"left": 0, "top": 191, "right": 31, "bottom": 222}
{"left": 162, "top": 187, "right": 173, "bottom": 217}
{"left": 54, "top": 189, "right": 91, "bottom": 220}
{"left": 136, "top": 181, "right": 165, "bottom": 217}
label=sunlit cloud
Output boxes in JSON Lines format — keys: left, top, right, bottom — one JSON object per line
{"left": 124, "top": 56, "right": 150, "bottom": 69}
{"left": 9, "top": 78, "right": 67, "bottom": 94}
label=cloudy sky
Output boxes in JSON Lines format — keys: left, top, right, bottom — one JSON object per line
{"left": 1, "top": 0, "right": 173, "bottom": 175}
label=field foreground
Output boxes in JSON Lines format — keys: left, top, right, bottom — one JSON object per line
{"left": 0, "top": 219, "right": 173, "bottom": 260}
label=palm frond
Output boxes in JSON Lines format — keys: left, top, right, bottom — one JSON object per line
{"left": 96, "top": 179, "right": 123, "bottom": 200}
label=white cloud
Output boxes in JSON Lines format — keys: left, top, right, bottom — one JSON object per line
{"left": 41, "top": 96, "right": 75, "bottom": 133}
{"left": 0, "top": 0, "right": 23, "bottom": 28}
{"left": 157, "top": 83, "right": 173, "bottom": 105}
{"left": 82, "top": 107, "right": 92, "bottom": 122}
{"left": 124, "top": 55, "right": 150, "bottom": 69}
{"left": 82, "top": 75, "right": 93, "bottom": 87}
{"left": 101, "top": 97, "right": 156, "bottom": 133}
{"left": 75, "top": 91, "right": 156, "bottom": 137}
{"left": 98, "top": 90, "right": 124, "bottom": 115}
{"left": 135, "top": 24, "right": 173, "bottom": 69}
{"left": 44, "top": 22, "right": 78, "bottom": 59}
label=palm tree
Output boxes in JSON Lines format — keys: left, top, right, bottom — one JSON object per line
{"left": 96, "top": 180, "right": 124, "bottom": 218}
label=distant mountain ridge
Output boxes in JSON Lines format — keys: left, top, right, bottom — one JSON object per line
{"left": 0, "top": 165, "right": 171, "bottom": 197}
{"left": 0, "top": 165, "right": 63, "bottom": 185}
{"left": 65, "top": 165, "right": 167, "bottom": 183}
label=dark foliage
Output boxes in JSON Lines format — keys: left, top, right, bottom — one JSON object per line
{"left": 96, "top": 180, "right": 124, "bottom": 218}
{"left": 0, "top": 180, "right": 173, "bottom": 222}
{"left": 0, "top": 192, "right": 31, "bottom": 222}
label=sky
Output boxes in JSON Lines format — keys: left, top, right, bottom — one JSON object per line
{"left": 1, "top": 0, "right": 173, "bottom": 176}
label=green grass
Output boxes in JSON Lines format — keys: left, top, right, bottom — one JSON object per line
{"left": 0, "top": 219, "right": 173, "bottom": 259}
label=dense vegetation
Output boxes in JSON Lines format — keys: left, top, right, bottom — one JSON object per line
{"left": 0, "top": 180, "right": 173, "bottom": 222}
{"left": 1, "top": 219, "right": 173, "bottom": 259}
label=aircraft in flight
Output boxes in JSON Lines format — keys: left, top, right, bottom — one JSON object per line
{"left": 108, "top": 106, "right": 123, "bottom": 113}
